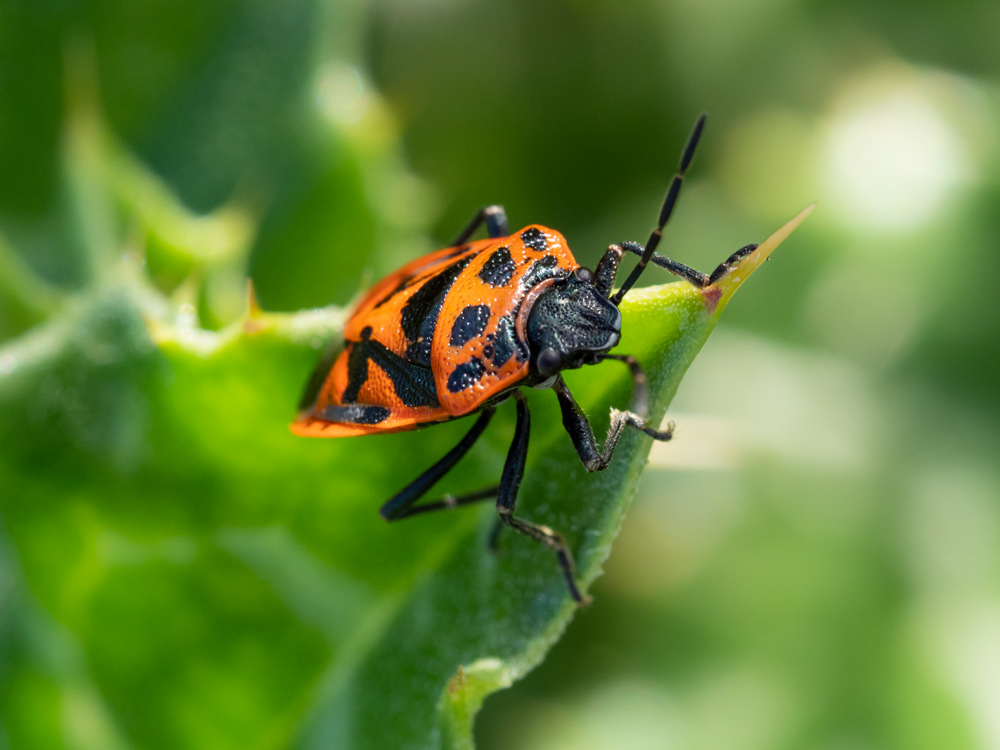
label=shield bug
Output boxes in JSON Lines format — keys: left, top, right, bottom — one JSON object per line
{"left": 292, "top": 115, "right": 760, "bottom": 604}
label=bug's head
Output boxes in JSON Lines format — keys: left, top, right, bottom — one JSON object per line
{"left": 526, "top": 267, "right": 622, "bottom": 378}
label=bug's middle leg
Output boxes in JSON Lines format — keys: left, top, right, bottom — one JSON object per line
{"left": 553, "top": 374, "right": 673, "bottom": 473}
{"left": 497, "top": 390, "right": 589, "bottom": 604}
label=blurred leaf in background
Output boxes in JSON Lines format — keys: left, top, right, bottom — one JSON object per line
{"left": 2, "top": 0, "right": 1000, "bottom": 749}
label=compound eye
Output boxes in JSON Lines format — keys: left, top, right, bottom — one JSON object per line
{"left": 536, "top": 347, "right": 562, "bottom": 377}
{"left": 573, "top": 266, "right": 595, "bottom": 284}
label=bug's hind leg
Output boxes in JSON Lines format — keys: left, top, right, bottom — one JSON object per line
{"left": 553, "top": 374, "right": 673, "bottom": 473}
{"left": 497, "top": 391, "right": 589, "bottom": 605}
{"left": 450, "top": 205, "right": 509, "bottom": 245}
{"left": 380, "top": 408, "right": 495, "bottom": 521}
{"left": 383, "top": 486, "right": 499, "bottom": 521}
{"left": 399, "top": 488, "right": 508, "bottom": 552}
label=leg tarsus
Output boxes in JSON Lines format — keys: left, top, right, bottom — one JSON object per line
{"left": 590, "top": 409, "right": 674, "bottom": 473}
{"left": 709, "top": 243, "right": 758, "bottom": 284}
{"left": 553, "top": 375, "right": 673, "bottom": 474}
{"left": 497, "top": 507, "right": 590, "bottom": 605}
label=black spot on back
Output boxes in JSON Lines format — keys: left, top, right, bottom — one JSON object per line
{"left": 478, "top": 247, "right": 516, "bottom": 287}
{"left": 320, "top": 404, "right": 390, "bottom": 425}
{"left": 447, "top": 357, "right": 486, "bottom": 393}
{"left": 449, "top": 305, "right": 491, "bottom": 347}
{"left": 521, "top": 255, "right": 566, "bottom": 290}
{"left": 401, "top": 256, "right": 473, "bottom": 366}
{"left": 520, "top": 227, "right": 548, "bottom": 252}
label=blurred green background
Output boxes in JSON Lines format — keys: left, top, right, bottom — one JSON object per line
{"left": 2, "top": 0, "right": 999, "bottom": 748}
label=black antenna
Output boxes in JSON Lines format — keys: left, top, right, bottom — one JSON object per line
{"left": 611, "top": 113, "right": 706, "bottom": 306}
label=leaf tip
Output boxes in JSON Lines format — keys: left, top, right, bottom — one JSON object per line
{"left": 708, "top": 202, "right": 816, "bottom": 307}
{"left": 246, "top": 278, "right": 263, "bottom": 318}
{"left": 447, "top": 664, "right": 467, "bottom": 696}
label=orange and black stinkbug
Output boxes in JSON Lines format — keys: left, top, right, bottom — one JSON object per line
{"left": 292, "top": 115, "right": 757, "bottom": 604}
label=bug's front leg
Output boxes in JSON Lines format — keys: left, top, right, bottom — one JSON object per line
{"left": 598, "top": 240, "right": 712, "bottom": 292}
{"left": 596, "top": 241, "right": 762, "bottom": 296}
{"left": 553, "top": 375, "right": 673, "bottom": 473}
{"left": 617, "top": 242, "right": 760, "bottom": 289}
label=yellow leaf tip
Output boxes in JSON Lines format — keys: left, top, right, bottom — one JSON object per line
{"left": 708, "top": 203, "right": 815, "bottom": 304}
{"left": 246, "top": 278, "right": 263, "bottom": 318}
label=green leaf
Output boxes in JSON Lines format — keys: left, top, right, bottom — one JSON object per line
{"left": 0, "top": 207, "right": 810, "bottom": 748}
{"left": 0, "top": 0, "right": 409, "bottom": 314}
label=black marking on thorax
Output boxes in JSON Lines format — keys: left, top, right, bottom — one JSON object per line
{"left": 478, "top": 246, "right": 516, "bottom": 287}
{"left": 490, "top": 256, "right": 565, "bottom": 369}
{"left": 400, "top": 256, "right": 473, "bottom": 366}
{"left": 520, "top": 254, "right": 565, "bottom": 289}
{"left": 520, "top": 227, "right": 548, "bottom": 252}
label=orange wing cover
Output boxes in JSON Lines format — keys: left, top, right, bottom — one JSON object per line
{"left": 291, "top": 226, "right": 577, "bottom": 437}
